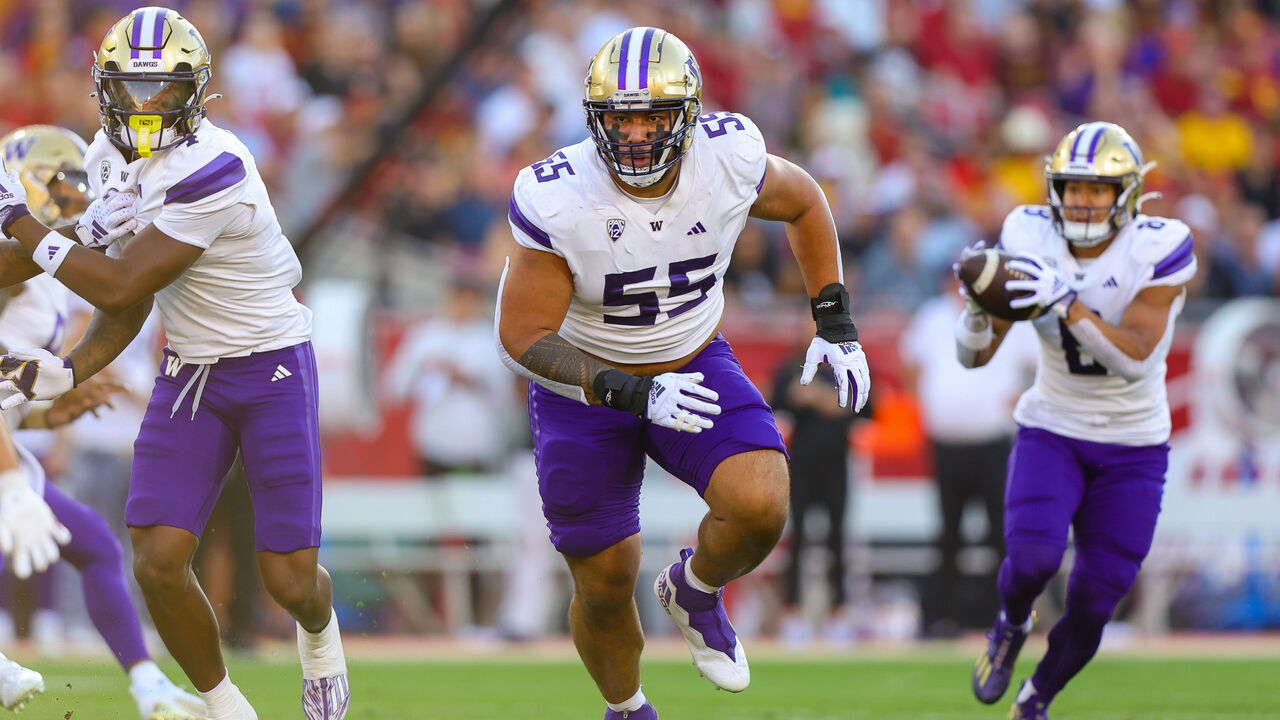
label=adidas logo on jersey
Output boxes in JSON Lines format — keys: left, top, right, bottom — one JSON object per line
{"left": 686, "top": 221, "right": 707, "bottom": 236}
{"left": 1103, "top": 276, "right": 1118, "bottom": 288}
{"left": 271, "top": 364, "right": 293, "bottom": 382}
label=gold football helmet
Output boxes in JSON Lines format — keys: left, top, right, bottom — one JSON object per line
{"left": 0, "top": 125, "right": 93, "bottom": 227}
{"left": 1045, "top": 121, "right": 1156, "bottom": 247}
{"left": 584, "top": 27, "right": 702, "bottom": 188}
{"left": 93, "top": 6, "right": 214, "bottom": 158}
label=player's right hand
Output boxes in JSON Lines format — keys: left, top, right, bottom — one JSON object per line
{"left": 646, "top": 371, "right": 721, "bottom": 434}
{"left": 0, "top": 479, "right": 70, "bottom": 579}
{"left": 75, "top": 190, "right": 139, "bottom": 248}
{"left": 0, "top": 347, "right": 76, "bottom": 409}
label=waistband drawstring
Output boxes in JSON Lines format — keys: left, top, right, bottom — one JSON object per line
{"left": 170, "top": 364, "right": 211, "bottom": 420}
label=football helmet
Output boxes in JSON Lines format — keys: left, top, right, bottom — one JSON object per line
{"left": 0, "top": 125, "right": 93, "bottom": 227}
{"left": 93, "top": 7, "right": 214, "bottom": 158}
{"left": 584, "top": 27, "right": 702, "bottom": 188}
{"left": 1045, "top": 121, "right": 1156, "bottom": 247}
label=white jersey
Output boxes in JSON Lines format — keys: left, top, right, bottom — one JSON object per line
{"left": 85, "top": 121, "right": 311, "bottom": 365}
{"left": 508, "top": 112, "right": 768, "bottom": 364}
{"left": 0, "top": 276, "right": 68, "bottom": 494}
{"left": 999, "top": 206, "right": 1197, "bottom": 445}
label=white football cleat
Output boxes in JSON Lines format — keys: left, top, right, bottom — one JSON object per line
{"left": 131, "top": 672, "right": 208, "bottom": 719}
{"left": 0, "top": 657, "right": 43, "bottom": 711}
{"left": 654, "top": 547, "right": 750, "bottom": 692}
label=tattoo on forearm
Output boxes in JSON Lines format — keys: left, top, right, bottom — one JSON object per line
{"left": 69, "top": 298, "right": 152, "bottom": 383}
{"left": 519, "top": 332, "right": 613, "bottom": 404}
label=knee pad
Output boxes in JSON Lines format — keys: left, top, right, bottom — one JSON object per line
{"left": 1004, "top": 540, "right": 1065, "bottom": 591}
{"left": 1065, "top": 549, "right": 1139, "bottom": 628}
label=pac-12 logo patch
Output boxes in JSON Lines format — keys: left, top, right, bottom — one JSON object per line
{"left": 607, "top": 218, "right": 625, "bottom": 242}
{"left": 99, "top": 160, "right": 110, "bottom": 185}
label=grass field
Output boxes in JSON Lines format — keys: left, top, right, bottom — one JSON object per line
{"left": 17, "top": 648, "right": 1280, "bottom": 719}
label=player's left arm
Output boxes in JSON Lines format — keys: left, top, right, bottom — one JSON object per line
{"left": 1058, "top": 283, "right": 1186, "bottom": 380}
{"left": 5, "top": 214, "right": 201, "bottom": 315}
{"left": 749, "top": 153, "right": 869, "bottom": 412}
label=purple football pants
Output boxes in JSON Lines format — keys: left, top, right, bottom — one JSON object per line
{"left": 998, "top": 426, "right": 1167, "bottom": 701}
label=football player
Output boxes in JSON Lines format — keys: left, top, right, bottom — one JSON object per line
{"left": 956, "top": 122, "right": 1196, "bottom": 720}
{"left": 0, "top": 9, "right": 348, "bottom": 720}
{"left": 0, "top": 123, "right": 207, "bottom": 719}
{"left": 496, "top": 27, "right": 870, "bottom": 719}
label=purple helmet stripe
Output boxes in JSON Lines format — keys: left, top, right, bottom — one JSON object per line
{"left": 617, "top": 30, "right": 633, "bottom": 90}
{"left": 508, "top": 194, "right": 552, "bottom": 250}
{"left": 130, "top": 10, "right": 144, "bottom": 59}
{"left": 1086, "top": 126, "right": 1105, "bottom": 162}
{"left": 152, "top": 9, "right": 166, "bottom": 60}
{"left": 1152, "top": 234, "right": 1194, "bottom": 279}
{"left": 637, "top": 27, "right": 656, "bottom": 89}
{"left": 165, "top": 152, "right": 246, "bottom": 204}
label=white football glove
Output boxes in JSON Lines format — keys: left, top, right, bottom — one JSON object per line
{"left": 0, "top": 347, "right": 76, "bottom": 410}
{"left": 0, "top": 160, "right": 31, "bottom": 238}
{"left": 0, "top": 472, "right": 70, "bottom": 579}
{"left": 801, "top": 336, "right": 871, "bottom": 413}
{"left": 646, "top": 371, "right": 721, "bottom": 433}
{"left": 75, "top": 190, "right": 139, "bottom": 248}
{"left": 953, "top": 241, "right": 989, "bottom": 316}
{"left": 1005, "top": 254, "right": 1076, "bottom": 318}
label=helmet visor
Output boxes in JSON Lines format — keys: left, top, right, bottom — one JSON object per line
{"left": 104, "top": 77, "right": 194, "bottom": 114}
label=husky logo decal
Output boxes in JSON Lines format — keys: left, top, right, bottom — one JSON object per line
{"left": 607, "top": 218, "right": 625, "bottom": 242}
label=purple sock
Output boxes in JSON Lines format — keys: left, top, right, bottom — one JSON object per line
{"left": 44, "top": 484, "right": 150, "bottom": 669}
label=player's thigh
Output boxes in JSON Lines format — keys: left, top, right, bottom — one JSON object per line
{"left": 1074, "top": 440, "right": 1168, "bottom": 564}
{"left": 644, "top": 335, "right": 787, "bottom": 497}
{"left": 236, "top": 343, "right": 324, "bottom": 554}
{"left": 128, "top": 362, "right": 239, "bottom": 537}
{"left": 1004, "top": 426, "right": 1086, "bottom": 547}
{"left": 528, "top": 382, "right": 647, "bottom": 558}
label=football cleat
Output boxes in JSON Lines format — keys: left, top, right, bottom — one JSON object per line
{"left": 302, "top": 674, "right": 349, "bottom": 720}
{"left": 0, "top": 657, "right": 43, "bottom": 712}
{"left": 130, "top": 672, "right": 208, "bottom": 719}
{"left": 603, "top": 701, "right": 657, "bottom": 719}
{"left": 1008, "top": 679, "right": 1050, "bottom": 720}
{"left": 973, "top": 611, "right": 1033, "bottom": 704}
{"left": 653, "top": 547, "right": 749, "bottom": 692}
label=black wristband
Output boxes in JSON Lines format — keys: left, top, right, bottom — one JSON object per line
{"left": 591, "top": 368, "right": 652, "bottom": 417}
{"left": 810, "top": 283, "right": 858, "bottom": 343}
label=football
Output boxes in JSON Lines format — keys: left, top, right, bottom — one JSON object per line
{"left": 956, "top": 248, "right": 1044, "bottom": 321}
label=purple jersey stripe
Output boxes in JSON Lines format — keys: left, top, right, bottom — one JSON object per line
{"left": 755, "top": 166, "right": 766, "bottom": 194}
{"left": 1152, "top": 234, "right": 1194, "bottom": 279}
{"left": 130, "top": 11, "right": 144, "bottom": 59}
{"left": 637, "top": 27, "right": 656, "bottom": 89}
{"left": 164, "top": 152, "right": 246, "bottom": 205}
{"left": 1086, "top": 126, "right": 1105, "bottom": 161}
{"left": 617, "top": 30, "right": 633, "bottom": 90}
{"left": 508, "top": 195, "right": 552, "bottom": 249}
{"left": 152, "top": 9, "right": 166, "bottom": 59}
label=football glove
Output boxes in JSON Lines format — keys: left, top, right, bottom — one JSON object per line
{"left": 75, "top": 190, "right": 139, "bottom": 248}
{"left": 594, "top": 369, "right": 721, "bottom": 433}
{"left": 804, "top": 283, "right": 871, "bottom": 413}
{"left": 0, "top": 348, "right": 76, "bottom": 410}
{"left": 1005, "top": 254, "right": 1076, "bottom": 319}
{"left": 0, "top": 160, "right": 31, "bottom": 238}
{"left": 0, "top": 472, "right": 70, "bottom": 579}
{"left": 953, "top": 241, "right": 989, "bottom": 316}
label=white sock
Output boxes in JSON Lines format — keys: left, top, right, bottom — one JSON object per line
{"left": 606, "top": 687, "right": 646, "bottom": 713}
{"left": 1000, "top": 610, "right": 1033, "bottom": 633}
{"left": 200, "top": 671, "right": 244, "bottom": 717}
{"left": 683, "top": 557, "right": 720, "bottom": 594}
{"left": 127, "top": 659, "right": 163, "bottom": 688}
{"left": 297, "top": 607, "right": 348, "bottom": 680}
{"left": 1016, "top": 680, "right": 1038, "bottom": 703}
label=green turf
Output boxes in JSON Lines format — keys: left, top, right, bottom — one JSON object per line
{"left": 20, "top": 655, "right": 1280, "bottom": 719}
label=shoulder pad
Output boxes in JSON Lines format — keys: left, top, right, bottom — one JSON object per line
{"left": 998, "top": 205, "right": 1053, "bottom": 254}
{"left": 696, "top": 111, "right": 766, "bottom": 190}
{"left": 1128, "top": 215, "right": 1192, "bottom": 263}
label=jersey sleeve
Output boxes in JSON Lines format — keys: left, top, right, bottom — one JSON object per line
{"left": 150, "top": 150, "right": 249, "bottom": 249}
{"left": 1132, "top": 217, "right": 1196, "bottom": 288}
{"left": 712, "top": 112, "right": 767, "bottom": 198}
{"left": 507, "top": 168, "right": 562, "bottom": 257}
{"left": 995, "top": 205, "right": 1052, "bottom": 254}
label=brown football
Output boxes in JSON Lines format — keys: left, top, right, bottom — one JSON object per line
{"left": 956, "top": 248, "right": 1044, "bottom": 321}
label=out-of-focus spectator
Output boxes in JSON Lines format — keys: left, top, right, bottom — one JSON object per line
{"left": 899, "top": 271, "right": 1037, "bottom": 637}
